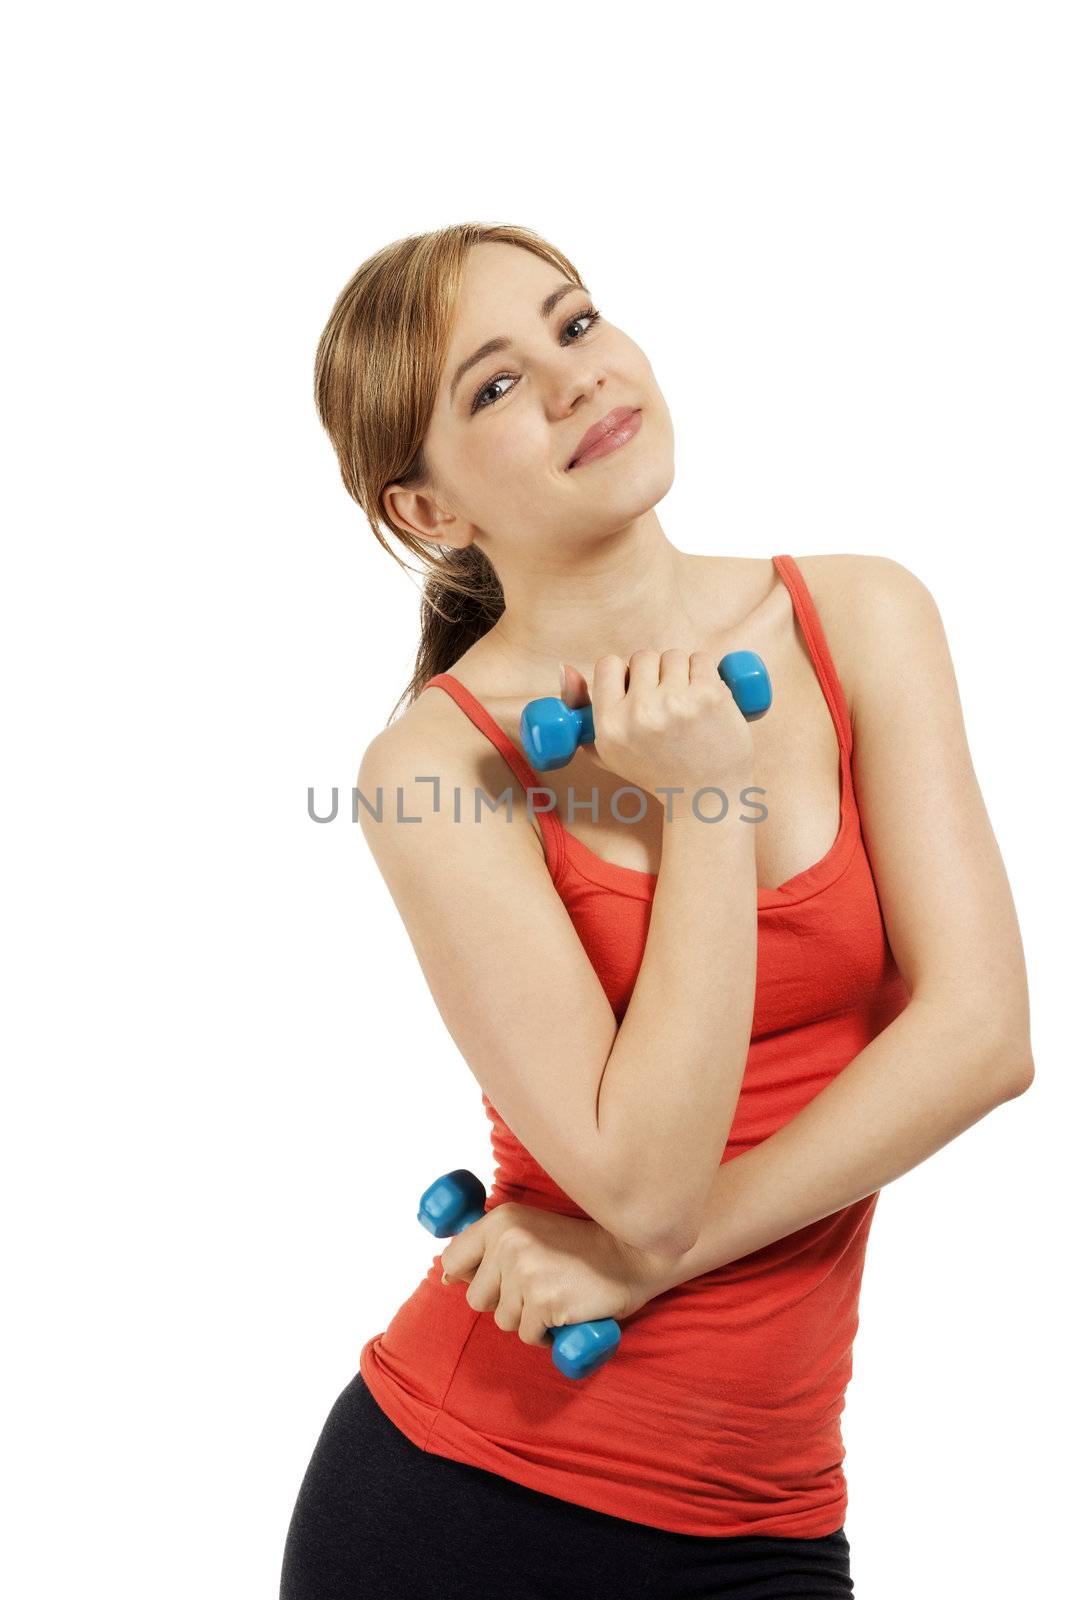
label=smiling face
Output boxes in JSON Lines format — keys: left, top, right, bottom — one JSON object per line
{"left": 385, "top": 240, "right": 675, "bottom": 562}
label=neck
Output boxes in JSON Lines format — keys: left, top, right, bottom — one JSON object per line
{"left": 475, "top": 512, "right": 723, "bottom": 692}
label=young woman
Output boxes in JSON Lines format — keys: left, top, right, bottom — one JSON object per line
{"left": 280, "top": 222, "right": 1034, "bottom": 1599}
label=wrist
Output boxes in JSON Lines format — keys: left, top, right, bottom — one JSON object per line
{"left": 620, "top": 1238, "right": 694, "bottom": 1311}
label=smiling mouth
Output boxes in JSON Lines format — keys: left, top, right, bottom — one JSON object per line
{"left": 567, "top": 408, "right": 643, "bottom": 470}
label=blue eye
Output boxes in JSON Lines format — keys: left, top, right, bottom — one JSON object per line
{"left": 470, "top": 306, "right": 602, "bottom": 414}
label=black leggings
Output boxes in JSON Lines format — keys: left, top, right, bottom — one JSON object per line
{"left": 279, "top": 1372, "right": 854, "bottom": 1599}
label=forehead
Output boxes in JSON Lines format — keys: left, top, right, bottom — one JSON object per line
{"left": 452, "top": 240, "right": 572, "bottom": 331}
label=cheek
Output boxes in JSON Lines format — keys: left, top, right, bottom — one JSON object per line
{"left": 455, "top": 415, "right": 538, "bottom": 472}
{"left": 448, "top": 434, "right": 560, "bottom": 532}
{"left": 477, "top": 422, "right": 563, "bottom": 497}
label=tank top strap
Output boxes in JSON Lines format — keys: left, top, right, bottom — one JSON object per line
{"left": 771, "top": 555, "right": 854, "bottom": 765}
{"left": 420, "top": 672, "right": 566, "bottom": 881}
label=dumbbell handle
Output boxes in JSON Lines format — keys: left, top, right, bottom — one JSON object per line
{"left": 418, "top": 1169, "right": 621, "bottom": 1381}
{"left": 520, "top": 649, "right": 772, "bottom": 772}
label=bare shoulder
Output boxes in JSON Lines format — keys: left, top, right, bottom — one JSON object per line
{"left": 356, "top": 681, "right": 548, "bottom": 869}
{"left": 788, "top": 553, "right": 944, "bottom": 719}
{"left": 790, "top": 551, "right": 939, "bottom": 620}
{"left": 363, "top": 680, "right": 464, "bottom": 760}
{"left": 355, "top": 691, "right": 463, "bottom": 852}
{"left": 358, "top": 687, "right": 458, "bottom": 793}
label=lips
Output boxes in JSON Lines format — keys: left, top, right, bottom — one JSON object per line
{"left": 567, "top": 406, "right": 642, "bottom": 470}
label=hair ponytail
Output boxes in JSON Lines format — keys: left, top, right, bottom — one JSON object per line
{"left": 391, "top": 542, "right": 504, "bottom": 723}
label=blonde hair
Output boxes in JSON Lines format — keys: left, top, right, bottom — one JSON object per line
{"left": 313, "top": 221, "right": 584, "bottom": 722}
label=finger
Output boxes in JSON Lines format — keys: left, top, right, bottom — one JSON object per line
{"left": 625, "top": 647, "right": 661, "bottom": 695}
{"left": 464, "top": 1253, "right": 502, "bottom": 1317}
{"left": 659, "top": 647, "right": 692, "bottom": 690}
{"left": 493, "top": 1276, "right": 524, "bottom": 1335}
{"left": 591, "top": 653, "right": 628, "bottom": 713}
{"left": 688, "top": 649, "right": 723, "bottom": 687}
{"left": 559, "top": 662, "right": 589, "bottom": 708}
{"left": 518, "top": 1294, "right": 556, "bottom": 1349}
{"left": 439, "top": 1218, "right": 490, "bottom": 1284}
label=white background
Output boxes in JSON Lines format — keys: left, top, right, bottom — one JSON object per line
{"left": 3, "top": 3, "right": 1064, "bottom": 1595}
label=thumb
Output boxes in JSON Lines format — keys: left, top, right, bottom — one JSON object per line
{"left": 559, "top": 661, "right": 590, "bottom": 708}
{"left": 559, "top": 662, "right": 607, "bottom": 771}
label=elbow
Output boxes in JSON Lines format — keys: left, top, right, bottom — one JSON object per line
{"left": 612, "top": 1200, "right": 701, "bottom": 1258}
{"left": 621, "top": 1222, "right": 699, "bottom": 1257}
{"left": 985, "top": 1019, "right": 1035, "bottom": 1100}
{"left": 655, "top": 1224, "right": 701, "bottom": 1255}
{"left": 990, "top": 1011, "right": 1035, "bottom": 1098}
{"left": 1002, "top": 1052, "right": 1035, "bottom": 1098}
{"left": 932, "top": 992, "right": 1035, "bottom": 1101}
{"left": 599, "top": 1140, "right": 711, "bottom": 1257}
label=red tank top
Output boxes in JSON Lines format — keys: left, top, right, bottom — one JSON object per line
{"left": 359, "top": 554, "right": 909, "bottom": 1537}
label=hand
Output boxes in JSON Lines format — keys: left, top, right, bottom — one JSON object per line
{"left": 560, "top": 651, "right": 755, "bottom": 800}
{"left": 438, "top": 1201, "right": 662, "bottom": 1348}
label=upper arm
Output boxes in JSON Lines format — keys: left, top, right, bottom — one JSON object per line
{"left": 844, "top": 556, "right": 1033, "bottom": 1081}
{"left": 355, "top": 723, "right": 649, "bottom": 1243}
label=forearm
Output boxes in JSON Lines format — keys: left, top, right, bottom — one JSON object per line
{"left": 634, "top": 996, "right": 1032, "bottom": 1297}
{"left": 597, "top": 803, "right": 758, "bottom": 1254}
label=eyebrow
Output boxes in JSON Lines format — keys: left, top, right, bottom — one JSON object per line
{"left": 449, "top": 281, "right": 589, "bottom": 405}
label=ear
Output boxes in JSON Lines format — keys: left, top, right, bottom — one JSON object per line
{"left": 383, "top": 482, "right": 477, "bottom": 550}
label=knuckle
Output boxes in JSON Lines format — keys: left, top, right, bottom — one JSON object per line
{"left": 694, "top": 672, "right": 724, "bottom": 697}
{"left": 663, "top": 691, "right": 694, "bottom": 717}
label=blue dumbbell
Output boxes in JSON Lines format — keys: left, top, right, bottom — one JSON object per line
{"left": 418, "top": 1169, "right": 621, "bottom": 1380}
{"left": 519, "top": 650, "right": 772, "bottom": 772}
